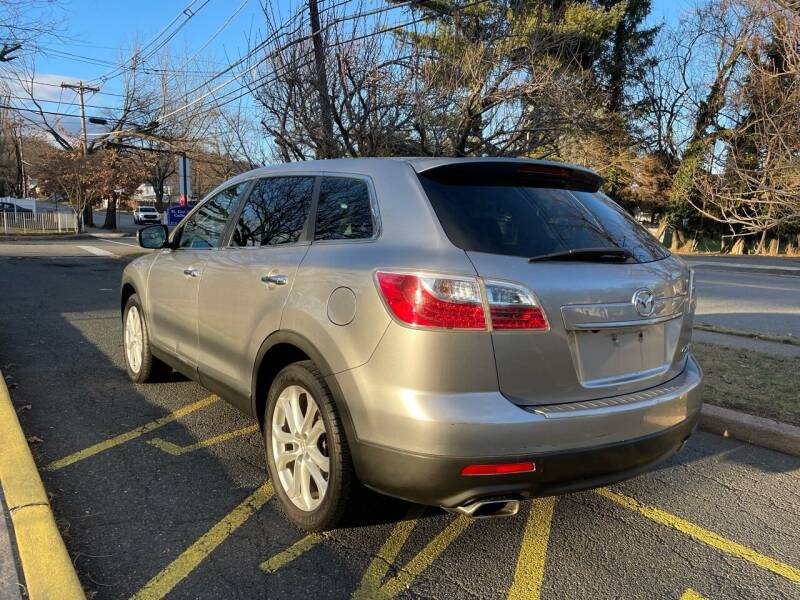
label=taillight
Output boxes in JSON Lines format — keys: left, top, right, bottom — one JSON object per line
{"left": 484, "top": 280, "right": 548, "bottom": 330}
{"left": 375, "top": 271, "right": 486, "bottom": 329}
{"left": 375, "top": 271, "right": 547, "bottom": 331}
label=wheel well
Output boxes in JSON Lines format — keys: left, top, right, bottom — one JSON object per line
{"left": 121, "top": 283, "right": 136, "bottom": 316}
{"left": 254, "top": 343, "right": 310, "bottom": 426}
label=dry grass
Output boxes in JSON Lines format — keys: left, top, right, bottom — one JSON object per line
{"left": 693, "top": 342, "right": 800, "bottom": 426}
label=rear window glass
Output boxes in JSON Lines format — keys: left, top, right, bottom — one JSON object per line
{"left": 418, "top": 176, "right": 669, "bottom": 263}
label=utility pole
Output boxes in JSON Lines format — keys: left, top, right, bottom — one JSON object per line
{"left": 60, "top": 81, "right": 100, "bottom": 157}
{"left": 308, "top": 0, "right": 336, "bottom": 159}
{"left": 61, "top": 81, "right": 100, "bottom": 229}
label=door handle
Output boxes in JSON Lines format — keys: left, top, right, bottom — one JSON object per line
{"left": 183, "top": 268, "right": 200, "bottom": 278}
{"left": 261, "top": 274, "right": 288, "bottom": 286}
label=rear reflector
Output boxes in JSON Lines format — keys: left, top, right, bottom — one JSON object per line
{"left": 461, "top": 462, "right": 536, "bottom": 476}
{"left": 376, "top": 271, "right": 486, "bottom": 329}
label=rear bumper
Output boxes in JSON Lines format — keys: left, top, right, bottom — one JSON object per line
{"left": 352, "top": 409, "right": 698, "bottom": 508}
{"left": 340, "top": 354, "right": 703, "bottom": 508}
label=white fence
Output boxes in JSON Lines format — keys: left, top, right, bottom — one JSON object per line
{"left": 1, "top": 211, "right": 78, "bottom": 234}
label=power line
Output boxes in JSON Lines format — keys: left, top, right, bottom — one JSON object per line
{"left": 89, "top": 0, "right": 213, "bottom": 84}
{"left": 0, "top": 103, "right": 111, "bottom": 120}
{"left": 187, "top": 0, "right": 490, "bottom": 124}
{"left": 0, "top": 74, "right": 129, "bottom": 97}
{"left": 1, "top": 93, "right": 126, "bottom": 112}
{"left": 154, "top": 0, "right": 427, "bottom": 124}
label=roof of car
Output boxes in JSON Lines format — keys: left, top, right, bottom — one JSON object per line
{"left": 230, "top": 156, "right": 598, "bottom": 178}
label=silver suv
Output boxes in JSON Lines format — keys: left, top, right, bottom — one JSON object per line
{"left": 122, "top": 158, "right": 703, "bottom": 530}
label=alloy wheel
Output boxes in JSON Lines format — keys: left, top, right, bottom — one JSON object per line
{"left": 271, "top": 385, "right": 330, "bottom": 511}
{"left": 124, "top": 306, "right": 143, "bottom": 374}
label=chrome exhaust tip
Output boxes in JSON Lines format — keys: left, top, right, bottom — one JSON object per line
{"left": 444, "top": 498, "right": 520, "bottom": 518}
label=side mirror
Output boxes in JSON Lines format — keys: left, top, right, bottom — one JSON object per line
{"left": 138, "top": 224, "right": 169, "bottom": 249}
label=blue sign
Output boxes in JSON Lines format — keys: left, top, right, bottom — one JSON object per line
{"left": 168, "top": 205, "right": 190, "bottom": 226}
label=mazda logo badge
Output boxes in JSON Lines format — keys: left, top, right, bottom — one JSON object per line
{"left": 632, "top": 289, "right": 656, "bottom": 317}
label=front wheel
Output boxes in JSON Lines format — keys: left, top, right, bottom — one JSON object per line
{"left": 264, "top": 361, "right": 355, "bottom": 531}
{"left": 123, "top": 294, "right": 166, "bottom": 383}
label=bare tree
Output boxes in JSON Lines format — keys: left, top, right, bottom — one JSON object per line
{"left": 692, "top": 0, "right": 800, "bottom": 245}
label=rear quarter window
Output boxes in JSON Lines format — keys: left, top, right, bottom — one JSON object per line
{"left": 418, "top": 175, "right": 669, "bottom": 263}
{"left": 314, "top": 177, "right": 375, "bottom": 241}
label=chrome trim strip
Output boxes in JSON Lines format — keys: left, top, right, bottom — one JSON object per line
{"left": 527, "top": 383, "right": 683, "bottom": 418}
{"left": 571, "top": 312, "right": 683, "bottom": 330}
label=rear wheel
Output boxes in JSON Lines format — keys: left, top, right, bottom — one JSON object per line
{"left": 264, "top": 361, "right": 355, "bottom": 531}
{"left": 123, "top": 294, "right": 166, "bottom": 383}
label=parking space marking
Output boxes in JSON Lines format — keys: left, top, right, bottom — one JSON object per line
{"left": 147, "top": 424, "right": 259, "bottom": 456}
{"left": 130, "top": 481, "right": 274, "bottom": 600}
{"left": 507, "top": 497, "right": 556, "bottom": 600}
{"left": 260, "top": 533, "right": 324, "bottom": 573}
{"left": 352, "top": 507, "right": 472, "bottom": 600}
{"left": 45, "top": 395, "right": 219, "bottom": 471}
{"left": 680, "top": 589, "right": 708, "bottom": 600}
{"left": 595, "top": 488, "right": 800, "bottom": 584}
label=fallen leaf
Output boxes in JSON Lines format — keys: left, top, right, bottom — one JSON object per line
{"left": 27, "top": 436, "right": 43, "bottom": 444}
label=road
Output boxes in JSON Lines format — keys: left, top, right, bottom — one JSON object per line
{"left": 0, "top": 238, "right": 798, "bottom": 599}
{"left": 683, "top": 255, "right": 800, "bottom": 338}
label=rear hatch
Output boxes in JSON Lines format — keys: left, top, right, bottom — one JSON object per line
{"left": 417, "top": 161, "right": 693, "bottom": 406}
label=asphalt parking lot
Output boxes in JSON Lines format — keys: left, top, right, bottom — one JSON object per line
{"left": 1, "top": 243, "right": 798, "bottom": 599}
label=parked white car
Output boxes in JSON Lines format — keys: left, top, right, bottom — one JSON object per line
{"left": 133, "top": 206, "right": 161, "bottom": 225}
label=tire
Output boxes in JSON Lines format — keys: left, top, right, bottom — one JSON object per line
{"left": 122, "top": 294, "right": 166, "bottom": 383}
{"left": 264, "top": 360, "right": 355, "bottom": 531}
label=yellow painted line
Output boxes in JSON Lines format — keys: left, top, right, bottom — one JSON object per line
{"left": 130, "top": 481, "right": 274, "bottom": 600}
{"left": 0, "top": 369, "right": 85, "bottom": 599}
{"left": 148, "top": 424, "right": 259, "bottom": 456}
{"left": 507, "top": 497, "right": 556, "bottom": 600}
{"left": 45, "top": 395, "right": 219, "bottom": 471}
{"left": 596, "top": 487, "right": 800, "bottom": 584}
{"left": 680, "top": 589, "right": 708, "bottom": 600}
{"left": 260, "top": 533, "right": 324, "bottom": 573}
{"left": 352, "top": 507, "right": 471, "bottom": 600}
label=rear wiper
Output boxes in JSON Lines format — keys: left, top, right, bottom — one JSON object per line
{"left": 528, "top": 247, "right": 633, "bottom": 263}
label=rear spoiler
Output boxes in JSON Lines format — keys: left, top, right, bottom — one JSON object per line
{"left": 415, "top": 160, "right": 603, "bottom": 192}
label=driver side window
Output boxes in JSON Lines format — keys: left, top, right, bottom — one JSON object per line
{"left": 178, "top": 183, "right": 249, "bottom": 249}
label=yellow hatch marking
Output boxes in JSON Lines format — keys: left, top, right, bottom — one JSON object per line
{"left": 130, "top": 482, "right": 274, "bottom": 600}
{"left": 680, "top": 589, "right": 709, "bottom": 600}
{"left": 148, "top": 424, "right": 259, "bottom": 456}
{"left": 507, "top": 497, "right": 557, "bottom": 600}
{"left": 45, "top": 395, "right": 219, "bottom": 471}
{"left": 596, "top": 487, "right": 800, "bottom": 584}
{"left": 352, "top": 507, "right": 471, "bottom": 600}
{"left": 260, "top": 533, "right": 325, "bottom": 573}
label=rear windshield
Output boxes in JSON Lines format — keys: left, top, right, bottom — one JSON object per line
{"left": 418, "top": 176, "right": 669, "bottom": 263}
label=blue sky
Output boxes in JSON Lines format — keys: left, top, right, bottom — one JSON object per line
{"left": 5, "top": 0, "right": 696, "bottom": 131}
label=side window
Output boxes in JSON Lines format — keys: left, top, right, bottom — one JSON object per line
{"left": 178, "top": 183, "right": 248, "bottom": 249}
{"left": 314, "top": 177, "right": 374, "bottom": 241}
{"left": 231, "top": 176, "right": 314, "bottom": 247}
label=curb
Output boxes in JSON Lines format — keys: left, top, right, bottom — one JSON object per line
{"left": 700, "top": 404, "right": 800, "bottom": 458}
{"left": 694, "top": 323, "right": 800, "bottom": 347}
{"left": 0, "top": 371, "right": 85, "bottom": 599}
